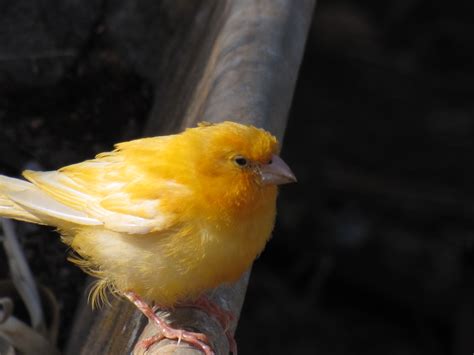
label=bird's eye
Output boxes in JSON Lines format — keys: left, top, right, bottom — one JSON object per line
{"left": 234, "top": 156, "right": 248, "bottom": 167}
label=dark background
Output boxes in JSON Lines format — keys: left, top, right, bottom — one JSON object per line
{"left": 1, "top": 1, "right": 474, "bottom": 354}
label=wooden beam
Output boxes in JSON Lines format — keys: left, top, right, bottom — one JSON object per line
{"left": 66, "top": 0, "right": 315, "bottom": 354}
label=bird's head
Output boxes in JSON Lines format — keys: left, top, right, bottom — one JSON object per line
{"left": 189, "top": 121, "right": 296, "bottom": 191}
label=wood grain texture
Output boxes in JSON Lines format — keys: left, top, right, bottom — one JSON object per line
{"left": 66, "top": 0, "right": 315, "bottom": 354}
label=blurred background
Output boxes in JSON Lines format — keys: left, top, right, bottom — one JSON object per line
{"left": 1, "top": 0, "right": 474, "bottom": 354}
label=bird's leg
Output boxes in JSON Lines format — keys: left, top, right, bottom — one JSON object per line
{"left": 181, "top": 296, "right": 238, "bottom": 354}
{"left": 124, "top": 291, "right": 215, "bottom": 355}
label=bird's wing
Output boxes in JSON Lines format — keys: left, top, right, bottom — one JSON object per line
{"left": 20, "top": 154, "right": 188, "bottom": 234}
{"left": 0, "top": 175, "right": 100, "bottom": 226}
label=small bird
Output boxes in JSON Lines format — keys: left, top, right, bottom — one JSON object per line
{"left": 0, "top": 121, "right": 295, "bottom": 354}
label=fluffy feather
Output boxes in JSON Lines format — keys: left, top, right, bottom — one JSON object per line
{"left": 0, "top": 121, "right": 288, "bottom": 307}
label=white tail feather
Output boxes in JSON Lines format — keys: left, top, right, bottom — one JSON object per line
{"left": 0, "top": 175, "right": 101, "bottom": 227}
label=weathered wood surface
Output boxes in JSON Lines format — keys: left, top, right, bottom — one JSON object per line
{"left": 66, "top": 0, "right": 315, "bottom": 354}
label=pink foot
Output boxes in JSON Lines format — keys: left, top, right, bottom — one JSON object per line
{"left": 124, "top": 291, "right": 215, "bottom": 355}
{"left": 183, "top": 296, "right": 238, "bottom": 354}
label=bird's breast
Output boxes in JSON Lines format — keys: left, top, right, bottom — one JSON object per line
{"left": 69, "top": 191, "right": 276, "bottom": 306}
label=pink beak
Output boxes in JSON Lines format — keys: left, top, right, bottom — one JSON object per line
{"left": 260, "top": 155, "right": 297, "bottom": 185}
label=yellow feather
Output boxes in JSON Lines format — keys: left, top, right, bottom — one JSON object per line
{"left": 0, "top": 121, "right": 289, "bottom": 308}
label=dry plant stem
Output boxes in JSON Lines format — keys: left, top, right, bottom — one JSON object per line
{"left": 124, "top": 291, "right": 214, "bottom": 355}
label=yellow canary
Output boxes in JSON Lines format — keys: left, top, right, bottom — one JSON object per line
{"left": 0, "top": 121, "right": 295, "bottom": 354}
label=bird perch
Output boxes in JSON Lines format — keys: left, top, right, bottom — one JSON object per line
{"left": 65, "top": 0, "right": 316, "bottom": 354}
